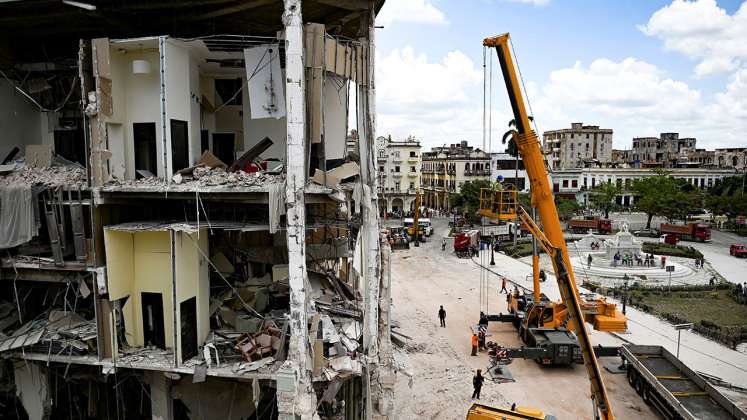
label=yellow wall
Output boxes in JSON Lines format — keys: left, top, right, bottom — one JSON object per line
{"left": 173, "top": 230, "right": 209, "bottom": 365}
{"left": 104, "top": 228, "right": 209, "bottom": 365}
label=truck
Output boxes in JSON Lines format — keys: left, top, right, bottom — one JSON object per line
{"left": 620, "top": 344, "right": 747, "bottom": 420}
{"left": 454, "top": 229, "right": 480, "bottom": 258}
{"left": 466, "top": 403, "right": 556, "bottom": 419}
{"left": 567, "top": 217, "right": 612, "bottom": 234}
{"left": 659, "top": 223, "right": 711, "bottom": 242}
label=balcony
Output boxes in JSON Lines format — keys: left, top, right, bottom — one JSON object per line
{"left": 408, "top": 156, "right": 419, "bottom": 163}
{"left": 447, "top": 169, "right": 455, "bottom": 175}
{"left": 392, "top": 172, "right": 403, "bottom": 178}
{"left": 392, "top": 157, "right": 403, "bottom": 163}
{"left": 407, "top": 171, "right": 418, "bottom": 177}
{"left": 377, "top": 155, "right": 387, "bottom": 162}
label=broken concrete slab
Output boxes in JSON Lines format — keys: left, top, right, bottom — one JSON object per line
{"left": 311, "top": 162, "right": 359, "bottom": 189}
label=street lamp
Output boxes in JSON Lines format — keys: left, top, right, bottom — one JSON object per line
{"left": 674, "top": 323, "right": 694, "bottom": 358}
{"left": 490, "top": 234, "right": 496, "bottom": 265}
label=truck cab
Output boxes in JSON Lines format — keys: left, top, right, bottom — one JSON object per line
{"left": 730, "top": 244, "right": 747, "bottom": 257}
{"left": 694, "top": 223, "right": 711, "bottom": 241}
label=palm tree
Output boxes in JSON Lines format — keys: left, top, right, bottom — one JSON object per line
{"left": 501, "top": 117, "right": 533, "bottom": 186}
{"left": 501, "top": 117, "right": 532, "bottom": 248}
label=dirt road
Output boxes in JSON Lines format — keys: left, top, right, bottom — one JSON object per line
{"left": 391, "top": 218, "right": 656, "bottom": 419}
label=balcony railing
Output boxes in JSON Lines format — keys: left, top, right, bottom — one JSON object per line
{"left": 407, "top": 171, "right": 418, "bottom": 177}
{"left": 377, "top": 155, "right": 387, "bottom": 162}
{"left": 408, "top": 156, "right": 419, "bottom": 162}
{"left": 392, "top": 172, "right": 403, "bottom": 178}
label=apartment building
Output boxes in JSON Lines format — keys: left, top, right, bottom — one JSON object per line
{"left": 376, "top": 135, "right": 421, "bottom": 215}
{"left": 420, "top": 141, "right": 491, "bottom": 210}
{"left": 551, "top": 167, "right": 736, "bottom": 207}
{"left": 631, "top": 133, "right": 697, "bottom": 168}
{"left": 542, "top": 122, "right": 613, "bottom": 169}
{"left": 715, "top": 148, "right": 747, "bottom": 170}
{"left": 0, "top": 2, "right": 395, "bottom": 420}
{"left": 491, "top": 152, "right": 530, "bottom": 191}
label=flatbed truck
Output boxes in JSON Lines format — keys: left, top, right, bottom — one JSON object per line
{"left": 620, "top": 344, "right": 747, "bottom": 420}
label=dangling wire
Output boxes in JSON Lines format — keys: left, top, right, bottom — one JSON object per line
{"left": 488, "top": 48, "right": 493, "bottom": 155}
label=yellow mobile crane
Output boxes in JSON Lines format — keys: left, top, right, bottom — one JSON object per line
{"left": 469, "top": 33, "right": 617, "bottom": 420}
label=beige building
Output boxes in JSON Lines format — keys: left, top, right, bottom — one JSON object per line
{"left": 543, "top": 122, "right": 613, "bottom": 169}
{"left": 421, "top": 141, "right": 491, "bottom": 210}
{"left": 715, "top": 148, "right": 747, "bottom": 170}
{"left": 376, "top": 135, "right": 421, "bottom": 214}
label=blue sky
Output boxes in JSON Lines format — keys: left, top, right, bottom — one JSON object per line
{"left": 373, "top": 0, "right": 747, "bottom": 151}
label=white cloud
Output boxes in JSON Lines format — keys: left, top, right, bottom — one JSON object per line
{"left": 376, "top": 0, "right": 448, "bottom": 26}
{"left": 376, "top": 46, "right": 512, "bottom": 151}
{"left": 640, "top": 0, "right": 747, "bottom": 76}
{"left": 510, "top": 0, "right": 551, "bottom": 6}
{"left": 376, "top": 46, "right": 746, "bottom": 151}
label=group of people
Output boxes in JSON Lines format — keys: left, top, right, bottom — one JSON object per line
{"left": 693, "top": 257, "right": 706, "bottom": 269}
{"left": 436, "top": 306, "right": 486, "bottom": 399}
{"left": 734, "top": 282, "right": 747, "bottom": 297}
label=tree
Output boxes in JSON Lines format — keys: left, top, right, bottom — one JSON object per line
{"left": 632, "top": 172, "right": 702, "bottom": 228}
{"left": 556, "top": 198, "right": 581, "bottom": 222}
{"left": 450, "top": 180, "right": 493, "bottom": 222}
{"left": 589, "top": 182, "right": 620, "bottom": 218}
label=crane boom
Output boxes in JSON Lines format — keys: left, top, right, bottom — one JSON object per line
{"left": 484, "top": 33, "right": 614, "bottom": 420}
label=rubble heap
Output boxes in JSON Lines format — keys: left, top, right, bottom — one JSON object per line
{"left": 108, "top": 167, "right": 284, "bottom": 189}
{"left": 0, "top": 165, "right": 87, "bottom": 188}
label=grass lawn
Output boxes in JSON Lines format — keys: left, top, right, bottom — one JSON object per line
{"left": 632, "top": 290, "right": 747, "bottom": 328}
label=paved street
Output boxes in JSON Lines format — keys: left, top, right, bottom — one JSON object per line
{"left": 391, "top": 217, "right": 657, "bottom": 419}
{"left": 391, "top": 217, "right": 747, "bottom": 418}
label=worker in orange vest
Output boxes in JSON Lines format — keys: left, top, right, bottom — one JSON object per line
{"left": 471, "top": 333, "right": 478, "bottom": 356}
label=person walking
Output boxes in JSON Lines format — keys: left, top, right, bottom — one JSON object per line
{"left": 438, "top": 305, "right": 446, "bottom": 328}
{"left": 500, "top": 277, "right": 508, "bottom": 294}
{"left": 478, "top": 330, "right": 486, "bottom": 351}
{"left": 587, "top": 254, "right": 593, "bottom": 269}
{"left": 472, "top": 369, "right": 485, "bottom": 399}
{"left": 471, "top": 334, "right": 479, "bottom": 356}
{"left": 661, "top": 256, "right": 667, "bottom": 269}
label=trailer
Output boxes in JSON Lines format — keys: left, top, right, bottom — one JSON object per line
{"left": 659, "top": 223, "right": 711, "bottom": 242}
{"left": 620, "top": 344, "right": 747, "bottom": 420}
{"left": 567, "top": 217, "right": 612, "bottom": 234}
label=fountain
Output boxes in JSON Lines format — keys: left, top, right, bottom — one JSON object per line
{"left": 603, "top": 222, "right": 642, "bottom": 260}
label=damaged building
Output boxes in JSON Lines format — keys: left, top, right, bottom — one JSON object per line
{"left": 0, "top": 1, "right": 397, "bottom": 419}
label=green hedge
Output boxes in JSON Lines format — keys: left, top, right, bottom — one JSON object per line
{"left": 641, "top": 242, "right": 703, "bottom": 259}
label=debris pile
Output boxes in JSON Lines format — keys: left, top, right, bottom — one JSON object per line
{"left": 0, "top": 165, "right": 87, "bottom": 188}
{"left": 108, "top": 167, "right": 284, "bottom": 189}
{"left": 0, "top": 309, "right": 97, "bottom": 355}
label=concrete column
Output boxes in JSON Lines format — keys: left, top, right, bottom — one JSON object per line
{"left": 278, "top": 0, "right": 316, "bottom": 418}
{"left": 145, "top": 372, "right": 174, "bottom": 420}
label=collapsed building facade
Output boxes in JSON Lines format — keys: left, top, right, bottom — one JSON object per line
{"left": 0, "top": 1, "right": 397, "bottom": 419}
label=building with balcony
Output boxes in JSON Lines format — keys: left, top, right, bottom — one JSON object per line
{"left": 551, "top": 167, "right": 736, "bottom": 207}
{"left": 376, "top": 135, "right": 421, "bottom": 215}
{"left": 420, "top": 141, "right": 491, "bottom": 210}
{"left": 542, "top": 122, "right": 613, "bottom": 169}
{"left": 0, "top": 2, "right": 396, "bottom": 419}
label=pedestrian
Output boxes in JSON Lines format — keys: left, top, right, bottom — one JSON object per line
{"left": 472, "top": 369, "right": 484, "bottom": 399}
{"left": 539, "top": 269, "right": 547, "bottom": 282}
{"left": 471, "top": 334, "right": 479, "bottom": 356}
{"left": 661, "top": 256, "right": 666, "bottom": 269}
{"left": 478, "top": 330, "right": 486, "bottom": 351}
{"left": 587, "top": 254, "right": 593, "bottom": 269}
{"left": 500, "top": 277, "right": 508, "bottom": 294}
{"left": 700, "top": 257, "right": 706, "bottom": 268}
{"left": 438, "top": 305, "right": 446, "bottom": 328}
{"left": 743, "top": 282, "right": 747, "bottom": 296}
{"left": 441, "top": 237, "right": 446, "bottom": 251}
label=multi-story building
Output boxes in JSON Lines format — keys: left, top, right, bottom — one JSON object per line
{"left": 491, "top": 152, "right": 530, "bottom": 191}
{"left": 715, "top": 148, "right": 747, "bottom": 170}
{"left": 631, "top": 133, "right": 697, "bottom": 168}
{"left": 542, "top": 123, "right": 613, "bottom": 169}
{"left": 0, "top": 2, "right": 395, "bottom": 420}
{"left": 611, "top": 149, "right": 632, "bottom": 167}
{"left": 421, "top": 141, "right": 491, "bottom": 210}
{"left": 551, "top": 167, "right": 736, "bottom": 207}
{"left": 376, "top": 135, "right": 421, "bottom": 215}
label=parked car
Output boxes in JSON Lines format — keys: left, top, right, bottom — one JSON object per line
{"left": 633, "top": 229, "right": 658, "bottom": 238}
{"left": 730, "top": 244, "right": 747, "bottom": 258}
